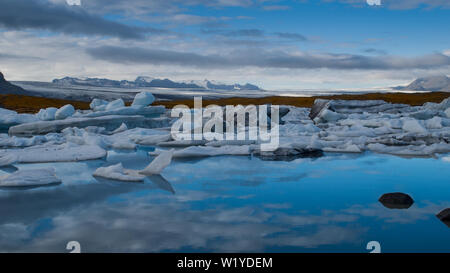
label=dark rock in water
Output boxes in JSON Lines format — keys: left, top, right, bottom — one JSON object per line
{"left": 379, "top": 192, "right": 414, "bottom": 209}
{"left": 253, "top": 147, "right": 323, "bottom": 161}
{"left": 309, "top": 99, "right": 330, "bottom": 120}
{"left": 0, "top": 72, "right": 27, "bottom": 95}
{"left": 436, "top": 208, "right": 450, "bottom": 228}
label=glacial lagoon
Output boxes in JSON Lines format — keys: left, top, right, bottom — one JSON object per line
{"left": 1, "top": 148, "right": 449, "bottom": 253}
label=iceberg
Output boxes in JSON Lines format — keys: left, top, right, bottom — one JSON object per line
{"left": 0, "top": 168, "right": 61, "bottom": 187}
{"left": 55, "top": 104, "right": 75, "bottom": 120}
{"left": 9, "top": 115, "right": 170, "bottom": 136}
{"left": 0, "top": 153, "right": 17, "bottom": 167}
{"left": 140, "top": 149, "right": 173, "bottom": 175}
{"left": 36, "top": 107, "right": 58, "bottom": 121}
{"left": 89, "top": 98, "right": 109, "bottom": 112}
{"left": 402, "top": 119, "right": 427, "bottom": 134}
{"left": 131, "top": 91, "right": 155, "bottom": 108}
{"left": 93, "top": 150, "right": 173, "bottom": 181}
{"left": 105, "top": 99, "right": 125, "bottom": 111}
{"left": 150, "top": 145, "right": 250, "bottom": 158}
{"left": 0, "top": 143, "right": 106, "bottom": 163}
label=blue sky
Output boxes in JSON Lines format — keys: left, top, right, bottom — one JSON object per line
{"left": 0, "top": 0, "right": 449, "bottom": 90}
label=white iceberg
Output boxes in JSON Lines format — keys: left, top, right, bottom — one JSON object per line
{"left": 0, "top": 108, "right": 38, "bottom": 126}
{"left": 0, "top": 153, "right": 17, "bottom": 167}
{"left": 93, "top": 150, "right": 173, "bottom": 181}
{"left": 132, "top": 91, "right": 155, "bottom": 108}
{"left": 90, "top": 99, "right": 109, "bottom": 112}
{"left": 36, "top": 107, "right": 58, "bottom": 121}
{"left": 105, "top": 99, "right": 125, "bottom": 111}
{"left": 140, "top": 149, "right": 174, "bottom": 175}
{"left": 55, "top": 104, "right": 75, "bottom": 120}
{"left": 402, "top": 119, "right": 427, "bottom": 134}
{"left": 425, "top": 117, "right": 443, "bottom": 129}
{"left": 0, "top": 168, "right": 61, "bottom": 187}
{"left": 111, "top": 123, "right": 128, "bottom": 134}
{"left": 93, "top": 163, "right": 145, "bottom": 182}
{"left": 0, "top": 143, "right": 106, "bottom": 163}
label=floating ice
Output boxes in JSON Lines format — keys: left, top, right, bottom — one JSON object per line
{"left": 0, "top": 168, "right": 61, "bottom": 187}
{"left": 90, "top": 99, "right": 108, "bottom": 112}
{"left": 140, "top": 149, "right": 173, "bottom": 175}
{"left": 93, "top": 150, "right": 173, "bottom": 181}
{"left": 402, "top": 119, "right": 427, "bottom": 134}
{"left": 9, "top": 115, "right": 170, "bottom": 137}
{"left": 425, "top": 117, "right": 443, "bottom": 129}
{"left": 111, "top": 123, "right": 128, "bottom": 134}
{"left": 0, "top": 108, "right": 38, "bottom": 127}
{"left": 0, "top": 143, "right": 106, "bottom": 163}
{"left": 151, "top": 145, "right": 250, "bottom": 158}
{"left": 93, "top": 163, "right": 145, "bottom": 182}
{"left": 36, "top": 107, "right": 58, "bottom": 121}
{"left": 105, "top": 99, "right": 125, "bottom": 111}
{"left": 55, "top": 104, "right": 75, "bottom": 120}
{"left": 132, "top": 91, "right": 155, "bottom": 108}
{"left": 0, "top": 153, "right": 17, "bottom": 167}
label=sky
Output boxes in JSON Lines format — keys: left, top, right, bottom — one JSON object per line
{"left": 0, "top": 0, "right": 449, "bottom": 90}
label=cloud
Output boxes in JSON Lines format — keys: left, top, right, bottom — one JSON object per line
{"left": 274, "top": 32, "right": 307, "bottom": 41}
{"left": 0, "top": 0, "right": 163, "bottom": 40}
{"left": 363, "top": 48, "right": 387, "bottom": 55}
{"left": 86, "top": 45, "right": 450, "bottom": 70}
{"left": 0, "top": 52, "right": 41, "bottom": 60}
{"left": 263, "top": 5, "right": 291, "bottom": 11}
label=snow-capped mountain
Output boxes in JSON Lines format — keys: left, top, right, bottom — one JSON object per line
{"left": 394, "top": 75, "right": 450, "bottom": 92}
{"left": 52, "top": 76, "right": 262, "bottom": 91}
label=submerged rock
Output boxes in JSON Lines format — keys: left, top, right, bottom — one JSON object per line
{"left": 379, "top": 192, "right": 414, "bottom": 209}
{"left": 436, "top": 208, "right": 450, "bottom": 228}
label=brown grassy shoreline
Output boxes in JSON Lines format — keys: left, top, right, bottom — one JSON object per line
{"left": 1, "top": 92, "right": 449, "bottom": 114}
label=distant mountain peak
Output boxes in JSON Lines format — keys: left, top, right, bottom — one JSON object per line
{"left": 394, "top": 75, "right": 450, "bottom": 92}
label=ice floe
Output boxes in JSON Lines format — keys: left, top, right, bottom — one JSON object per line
{"left": 0, "top": 91, "right": 449, "bottom": 173}
{"left": 0, "top": 143, "right": 106, "bottom": 163}
{"left": 150, "top": 145, "right": 250, "bottom": 158}
{"left": 55, "top": 104, "right": 75, "bottom": 120}
{"left": 132, "top": 91, "right": 155, "bottom": 108}
{"left": 0, "top": 168, "right": 61, "bottom": 187}
{"left": 93, "top": 150, "right": 173, "bottom": 181}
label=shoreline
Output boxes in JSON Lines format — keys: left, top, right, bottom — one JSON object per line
{"left": 1, "top": 92, "right": 449, "bottom": 113}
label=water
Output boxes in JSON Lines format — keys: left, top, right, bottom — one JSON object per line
{"left": 1, "top": 148, "right": 449, "bottom": 253}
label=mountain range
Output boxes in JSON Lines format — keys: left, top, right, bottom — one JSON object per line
{"left": 52, "top": 76, "right": 262, "bottom": 91}
{"left": 394, "top": 75, "right": 450, "bottom": 92}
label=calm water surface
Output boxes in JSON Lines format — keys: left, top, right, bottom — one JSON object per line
{"left": 1, "top": 148, "right": 449, "bottom": 252}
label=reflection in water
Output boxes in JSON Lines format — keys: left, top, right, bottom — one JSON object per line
{"left": 0, "top": 151, "right": 449, "bottom": 252}
{"left": 149, "top": 175, "right": 175, "bottom": 194}
{"left": 436, "top": 209, "right": 450, "bottom": 228}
